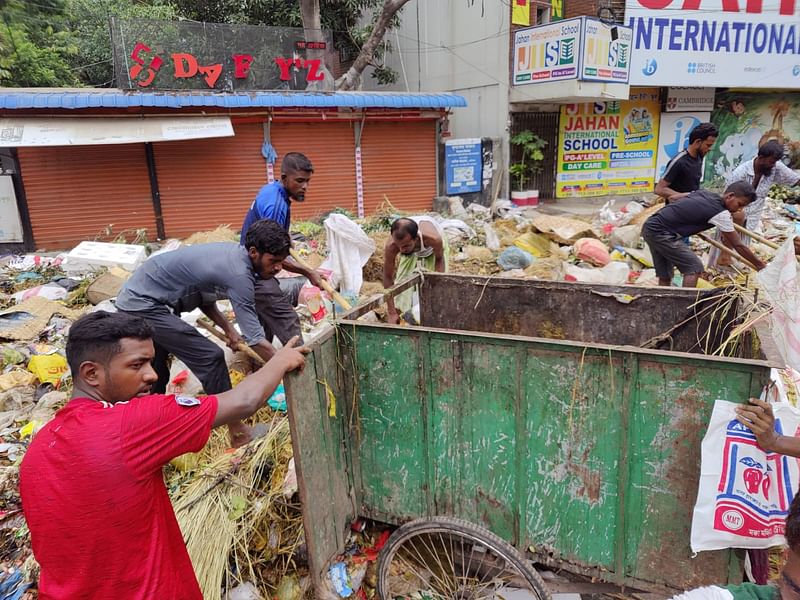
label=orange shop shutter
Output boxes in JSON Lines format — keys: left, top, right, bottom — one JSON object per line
{"left": 360, "top": 120, "right": 437, "bottom": 215}
{"left": 17, "top": 144, "right": 155, "bottom": 250}
{"left": 152, "top": 122, "right": 266, "bottom": 239}
{"left": 269, "top": 121, "right": 356, "bottom": 221}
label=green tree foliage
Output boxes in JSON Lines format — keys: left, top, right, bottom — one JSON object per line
{"left": 174, "top": 0, "right": 402, "bottom": 87}
{"left": 64, "top": 0, "right": 178, "bottom": 86}
{"left": 0, "top": 0, "right": 80, "bottom": 86}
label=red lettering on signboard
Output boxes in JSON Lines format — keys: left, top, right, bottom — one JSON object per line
{"left": 173, "top": 53, "right": 199, "bottom": 78}
{"left": 274, "top": 57, "right": 294, "bottom": 80}
{"left": 635, "top": 0, "right": 794, "bottom": 12}
{"left": 129, "top": 42, "right": 164, "bottom": 87}
{"left": 198, "top": 64, "right": 223, "bottom": 88}
{"left": 305, "top": 58, "right": 324, "bottom": 81}
{"left": 232, "top": 54, "right": 254, "bottom": 78}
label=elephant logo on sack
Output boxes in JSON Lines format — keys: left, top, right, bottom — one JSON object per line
{"left": 713, "top": 419, "right": 795, "bottom": 539}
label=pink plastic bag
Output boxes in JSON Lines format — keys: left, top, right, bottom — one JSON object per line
{"left": 573, "top": 238, "right": 611, "bottom": 267}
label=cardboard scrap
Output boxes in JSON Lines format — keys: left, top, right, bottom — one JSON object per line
{"left": 0, "top": 297, "right": 82, "bottom": 341}
{"left": 531, "top": 214, "right": 597, "bottom": 245}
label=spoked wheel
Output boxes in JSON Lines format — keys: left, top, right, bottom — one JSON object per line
{"left": 376, "top": 516, "right": 551, "bottom": 600}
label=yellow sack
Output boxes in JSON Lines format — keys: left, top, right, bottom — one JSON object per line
{"left": 28, "top": 354, "right": 69, "bottom": 386}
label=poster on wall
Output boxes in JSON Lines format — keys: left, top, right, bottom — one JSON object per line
{"left": 626, "top": 0, "right": 800, "bottom": 88}
{"left": 445, "top": 138, "right": 482, "bottom": 195}
{"left": 704, "top": 92, "right": 800, "bottom": 188}
{"left": 655, "top": 112, "right": 711, "bottom": 180}
{"left": 556, "top": 87, "right": 661, "bottom": 198}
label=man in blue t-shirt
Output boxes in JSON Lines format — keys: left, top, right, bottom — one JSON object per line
{"left": 240, "top": 152, "right": 326, "bottom": 345}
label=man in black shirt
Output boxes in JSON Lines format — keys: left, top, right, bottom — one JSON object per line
{"left": 654, "top": 122, "right": 719, "bottom": 203}
{"left": 643, "top": 181, "right": 766, "bottom": 287}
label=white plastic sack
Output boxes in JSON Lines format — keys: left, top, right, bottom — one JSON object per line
{"left": 690, "top": 399, "right": 800, "bottom": 552}
{"left": 483, "top": 223, "right": 501, "bottom": 251}
{"left": 757, "top": 236, "right": 800, "bottom": 372}
{"left": 438, "top": 218, "right": 476, "bottom": 244}
{"left": 563, "top": 261, "right": 629, "bottom": 285}
{"left": 320, "top": 214, "right": 375, "bottom": 295}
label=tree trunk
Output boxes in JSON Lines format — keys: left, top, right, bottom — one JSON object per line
{"left": 335, "top": 0, "right": 412, "bottom": 91}
{"left": 298, "top": 0, "right": 333, "bottom": 91}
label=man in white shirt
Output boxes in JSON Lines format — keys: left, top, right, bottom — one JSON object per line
{"left": 726, "top": 140, "right": 800, "bottom": 232}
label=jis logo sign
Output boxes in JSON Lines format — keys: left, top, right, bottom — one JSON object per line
{"left": 609, "top": 41, "right": 629, "bottom": 68}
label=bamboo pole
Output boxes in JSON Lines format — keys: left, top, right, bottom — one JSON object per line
{"left": 288, "top": 248, "right": 353, "bottom": 310}
{"left": 732, "top": 223, "right": 780, "bottom": 250}
{"left": 696, "top": 232, "right": 759, "bottom": 271}
{"left": 197, "top": 318, "right": 266, "bottom": 365}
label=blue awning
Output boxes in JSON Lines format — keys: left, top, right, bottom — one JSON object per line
{"left": 0, "top": 89, "right": 467, "bottom": 110}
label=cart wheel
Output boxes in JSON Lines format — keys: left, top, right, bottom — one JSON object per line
{"left": 376, "top": 516, "right": 551, "bottom": 600}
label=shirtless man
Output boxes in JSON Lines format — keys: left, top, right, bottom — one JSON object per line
{"left": 383, "top": 217, "right": 448, "bottom": 324}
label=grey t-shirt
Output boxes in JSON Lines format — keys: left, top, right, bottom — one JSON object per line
{"left": 116, "top": 243, "right": 266, "bottom": 345}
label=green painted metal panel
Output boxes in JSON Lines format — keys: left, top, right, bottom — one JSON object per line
{"left": 427, "top": 338, "right": 522, "bottom": 542}
{"left": 522, "top": 346, "right": 625, "bottom": 571}
{"left": 345, "top": 327, "right": 429, "bottom": 520}
{"left": 333, "top": 325, "right": 771, "bottom": 592}
{"left": 284, "top": 328, "right": 353, "bottom": 590}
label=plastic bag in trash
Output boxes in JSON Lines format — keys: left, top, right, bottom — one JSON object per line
{"left": 573, "top": 238, "right": 611, "bottom": 267}
{"left": 320, "top": 214, "right": 376, "bottom": 295}
{"left": 267, "top": 382, "right": 287, "bottom": 412}
{"left": 483, "top": 223, "right": 501, "bottom": 251}
{"left": 564, "top": 261, "right": 630, "bottom": 285}
{"left": 497, "top": 247, "right": 534, "bottom": 270}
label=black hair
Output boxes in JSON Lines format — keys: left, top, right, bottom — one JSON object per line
{"left": 390, "top": 218, "right": 418, "bottom": 239}
{"left": 758, "top": 140, "right": 785, "bottom": 160}
{"left": 723, "top": 180, "right": 757, "bottom": 204}
{"left": 281, "top": 152, "right": 314, "bottom": 174}
{"left": 244, "top": 219, "right": 291, "bottom": 256}
{"left": 66, "top": 311, "right": 153, "bottom": 376}
{"left": 689, "top": 122, "right": 719, "bottom": 144}
{"left": 786, "top": 490, "right": 800, "bottom": 552}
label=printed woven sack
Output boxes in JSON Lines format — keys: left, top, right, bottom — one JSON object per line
{"left": 691, "top": 399, "right": 800, "bottom": 552}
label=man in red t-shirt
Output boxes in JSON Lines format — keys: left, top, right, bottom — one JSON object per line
{"left": 19, "top": 310, "right": 306, "bottom": 599}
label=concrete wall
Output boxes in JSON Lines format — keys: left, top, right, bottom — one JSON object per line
{"left": 365, "top": 1, "right": 510, "bottom": 142}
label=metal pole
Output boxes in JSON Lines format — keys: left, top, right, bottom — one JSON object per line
{"left": 144, "top": 142, "right": 166, "bottom": 240}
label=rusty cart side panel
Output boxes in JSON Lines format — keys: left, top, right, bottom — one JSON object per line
{"left": 419, "top": 274, "right": 739, "bottom": 355}
{"left": 284, "top": 326, "right": 354, "bottom": 591}
{"left": 335, "top": 323, "right": 768, "bottom": 592}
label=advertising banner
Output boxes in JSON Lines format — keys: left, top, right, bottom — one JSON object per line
{"left": 556, "top": 88, "right": 660, "bottom": 198}
{"left": 655, "top": 112, "right": 711, "bottom": 180}
{"left": 513, "top": 17, "right": 631, "bottom": 86}
{"left": 705, "top": 91, "right": 800, "bottom": 187}
{"left": 626, "top": 0, "right": 800, "bottom": 88}
{"left": 445, "top": 138, "right": 482, "bottom": 195}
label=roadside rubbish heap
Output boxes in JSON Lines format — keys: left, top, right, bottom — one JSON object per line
{"left": 2, "top": 189, "right": 800, "bottom": 599}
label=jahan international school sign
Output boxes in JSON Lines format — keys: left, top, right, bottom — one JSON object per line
{"left": 626, "top": 0, "right": 800, "bottom": 88}
{"left": 111, "top": 19, "right": 336, "bottom": 91}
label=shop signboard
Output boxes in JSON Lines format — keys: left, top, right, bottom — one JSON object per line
{"left": 445, "top": 138, "right": 482, "bottom": 195}
{"left": 655, "top": 112, "right": 711, "bottom": 180}
{"left": 111, "top": 18, "right": 336, "bottom": 91}
{"left": 626, "top": 0, "right": 800, "bottom": 88}
{"left": 665, "top": 88, "right": 715, "bottom": 113}
{"left": 556, "top": 87, "right": 660, "bottom": 198}
{"left": 513, "top": 17, "right": 631, "bottom": 86}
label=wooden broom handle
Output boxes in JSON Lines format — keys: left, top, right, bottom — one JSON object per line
{"left": 196, "top": 318, "right": 265, "bottom": 365}
{"left": 288, "top": 248, "right": 353, "bottom": 311}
